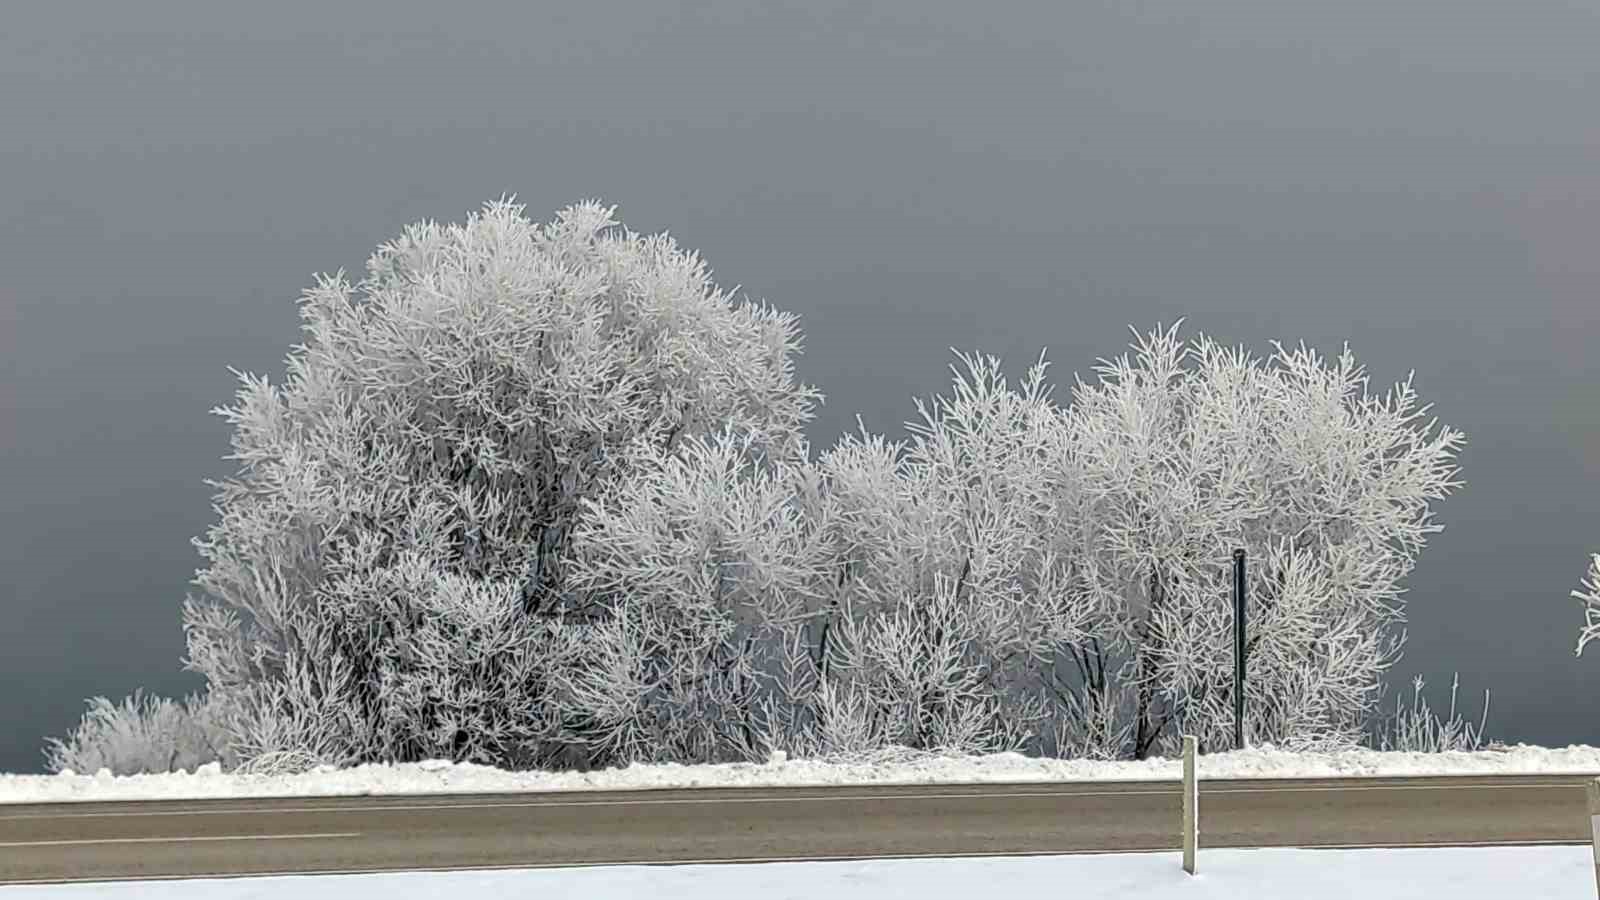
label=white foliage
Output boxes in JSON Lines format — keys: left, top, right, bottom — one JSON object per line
{"left": 561, "top": 430, "right": 835, "bottom": 764}
{"left": 1376, "top": 673, "right": 1490, "bottom": 754}
{"left": 71, "top": 216, "right": 1472, "bottom": 775}
{"left": 781, "top": 326, "right": 1462, "bottom": 760}
{"left": 1575, "top": 554, "right": 1600, "bottom": 657}
{"left": 1056, "top": 323, "right": 1463, "bottom": 757}
{"left": 45, "top": 691, "right": 236, "bottom": 775}
{"left": 179, "top": 198, "right": 819, "bottom": 770}
{"left": 566, "top": 353, "right": 1089, "bottom": 760}
{"left": 792, "top": 353, "right": 1087, "bottom": 756}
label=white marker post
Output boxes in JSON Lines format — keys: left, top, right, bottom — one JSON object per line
{"left": 1182, "top": 735, "right": 1198, "bottom": 875}
{"left": 1588, "top": 778, "right": 1600, "bottom": 897}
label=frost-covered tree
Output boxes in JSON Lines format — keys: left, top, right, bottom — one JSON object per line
{"left": 565, "top": 331, "right": 1465, "bottom": 763}
{"left": 559, "top": 429, "right": 835, "bottom": 765}
{"left": 179, "top": 198, "right": 819, "bottom": 770}
{"left": 770, "top": 353, "right": 1092, "bottom": 756}
{"left": 1575, "top": 555, "right": 1600, "bottom": 656}
{"left": 1056, "top": 324, "right": 1464, "bottom": 757}
{"left": 565, "top": 353, "right": 1094, "bottom": 760}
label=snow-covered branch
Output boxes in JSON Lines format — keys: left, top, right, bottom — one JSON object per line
{"left": 1575, "top": 554, "right": 1600, "bottom": 657}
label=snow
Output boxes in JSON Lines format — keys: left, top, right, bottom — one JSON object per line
{"left": 4, "top": 744, "right": 1600, "bottom": 805}
{"left": 1, "top": 846, "right": 1589, "bottom": 898}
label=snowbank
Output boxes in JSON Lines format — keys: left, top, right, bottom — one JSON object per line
{"left": 4, "top": 743, "right": 1600, "bottom": 805}
{"left": 3, "top": 846, "right": 1590, "bottom": 899}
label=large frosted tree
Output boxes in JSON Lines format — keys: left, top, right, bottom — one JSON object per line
{"left": 179, "top": 199, "right": 819, "bottom": 770}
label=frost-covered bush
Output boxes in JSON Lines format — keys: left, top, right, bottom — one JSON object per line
{"left": 1373, "top": 673, "right": 1491, "bottom": 753}
{"left": 754, "top": 327, "right": 1463, "bottom": 761}
{"left": 786, "top": 353, "right": 1090, "bottom": 756}
{"left": 45, "top": 690, "right": 235, "bottom": 775}
{"left": 179, "top": 198, "right": 819, "bottom": 771}
{"left": 1574, "top": 555, "right": 1600, "bottom": 656}
{"left": 1054, "top": 324, "right": 1463, "bottom": 757}
{"left": 567, "top": 354, "right": 1092, "bottom": 760}
{"left": 561, "top": 429, "right": 834, "bottom": 765}
{"left": 362, "top": 319, "right": 1460, "bottom": 765}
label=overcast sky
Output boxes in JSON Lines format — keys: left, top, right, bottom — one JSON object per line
{"left": 2, "top": 0, "right": 1597, "bottom": 772}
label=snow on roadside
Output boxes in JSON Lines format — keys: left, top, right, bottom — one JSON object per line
{"left": 4, "top": 744, "right": 1599, "bottom": 805}
{"left": 1, "top": 847, "right": 1590, "bottom": 899}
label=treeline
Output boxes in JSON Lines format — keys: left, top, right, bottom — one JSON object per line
{"left": 47, "top": 200, "right": 1474, "bottom": 776}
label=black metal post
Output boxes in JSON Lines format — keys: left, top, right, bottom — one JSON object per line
{"left": 1232, "top": 548, "right": 1247, "bottom": 751}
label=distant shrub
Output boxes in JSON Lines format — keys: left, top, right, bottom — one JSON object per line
{"left": 1372, "top": 673, "right": 1491, "bottom": 754}
{"left": 44, "top": 690, "right": 235, "bottom": 775}
{"left": 1575, "top": 554, "right": 1600, "bottom": 656}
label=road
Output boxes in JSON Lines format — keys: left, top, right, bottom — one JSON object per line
{"left": 0, "top": 775, "right": 1590, "bottom": 884}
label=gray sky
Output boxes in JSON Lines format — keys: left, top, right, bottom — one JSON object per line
{"left": 3, "top": 0, "right": 1597, "bottom": 773}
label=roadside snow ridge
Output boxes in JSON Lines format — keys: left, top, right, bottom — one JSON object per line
{"left": 5, "top": 744, "right": 1598, "bottom": 805}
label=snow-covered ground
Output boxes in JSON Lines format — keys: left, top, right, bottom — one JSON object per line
{"left": 4, "top": 744, "right": 1599, "bottom": 805}
{"left": 1, "top": 846, "right": 1589, "bottom": 899}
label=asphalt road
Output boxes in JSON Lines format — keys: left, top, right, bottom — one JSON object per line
{"left": 0, "top": 775, "right": 1591, "bottom": 884}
